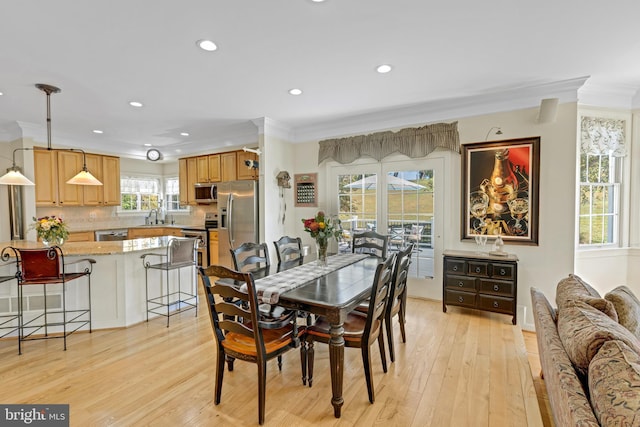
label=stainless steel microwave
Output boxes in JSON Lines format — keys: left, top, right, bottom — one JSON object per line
{"left": 194, "top": 183, "right": 217, "bottom": 203}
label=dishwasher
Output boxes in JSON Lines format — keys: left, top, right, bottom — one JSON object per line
{"left": 95, "top": 229, "right": 129, "bottom": 241}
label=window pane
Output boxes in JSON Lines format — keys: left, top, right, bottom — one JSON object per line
{"left": 386, "top": 170, "right": 434, "bottom": 278}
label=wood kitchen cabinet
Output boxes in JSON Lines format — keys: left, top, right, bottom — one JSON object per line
{"left": 34, "top": 149, "right": 58, "bottom": 206}
{"left": 209, "top": 230, "right": 218, "bottom": 266}
{"left": 67, "top": 231, "right": 95, "bottom": 242}
{"left": 34, "top": 148, "right": 120, "bottom": 207}
{"left": 178, "top": 157, "right": 198, "bottom": 205}
{"left": 236, "top": 151, "right": 258, "bottom": 180}
{"left": 56, "top": 150, "right": 84, "bottom": 206}
{"left": 220, "top": 152, "right": 237, "bottom": 182}
{"left": 196, "top": 156, "right": 209, "bottom": 183}
{"left": 208, "top": 154, "right": 221, "bottom": 182}
{"left": 128, "top": 227, "right": 182, "bottom": 239}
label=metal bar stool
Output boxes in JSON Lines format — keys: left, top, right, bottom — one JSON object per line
{"left": 2, "top": 246, "right": 95, "bottom": 354}
{"left": 141, "top": 237, "right": 199, "bottom": 327}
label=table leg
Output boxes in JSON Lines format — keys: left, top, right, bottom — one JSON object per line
{"left": 328, "top": 321, "right": 345, "bottom": 418}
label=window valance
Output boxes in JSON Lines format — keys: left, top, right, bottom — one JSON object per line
{"left": 318, "top": 121, "right": 460, "bottom": 164}
{"left": 580, "top": 117, "right": 626, "bottom": 157}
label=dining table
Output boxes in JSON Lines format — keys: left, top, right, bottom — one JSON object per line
{"left": 221, "top": 253, "right": 381, "bottom": 418}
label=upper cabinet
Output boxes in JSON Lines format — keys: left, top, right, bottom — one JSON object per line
{"left": 178, "top": 149, "right": 257, "bottom": 205}
{"left": 34, "top": 148, "right": 120, "bottom": 207}
{"left": 237, "top": 151, "right": 258, "bottom": 180}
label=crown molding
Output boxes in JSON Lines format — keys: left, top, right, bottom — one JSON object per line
{"left": 252, "top": 117, "right": 294, "bottom": 142}
{"left": 292, "top": 77, "right": 589, "bottom": 143}
{"left": 579, "top": 80, "right": 640, "bottom": 109}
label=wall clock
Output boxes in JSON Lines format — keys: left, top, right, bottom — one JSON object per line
{"left": 146, "top": 148, "right": 161, "bottom": 161}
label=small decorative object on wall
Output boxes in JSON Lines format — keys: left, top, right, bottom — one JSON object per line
{"left": 294, "top": 173, "right": 318, "bottom": 207}
{"left": 461, "top": 137, "right": 540, "bottom": 245}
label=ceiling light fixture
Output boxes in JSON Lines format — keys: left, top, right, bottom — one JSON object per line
{"left": 288, "top": 88, "right": 303, "bottom": 96}
{"left": 180, "top": 132, "right": 189, "bottom": 136}
{"left": 196, "top": 39, "right": 218, "bottom": 52}
{"left": 376, "top": 64, "right": 392, "bottom": 74}
{"left": 129, "top": 101, "right": 143, "bottom": 108}
{"left": 92, "top": 129, "right": 103, "bottom": 134}
{"left": 36, "top": 83, "right": 103, "bottom": 186}
{"left": 0, "top": 148, "right": 35, "bottom": 186}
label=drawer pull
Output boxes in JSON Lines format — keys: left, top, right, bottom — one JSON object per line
{"left": 499, "top": 268, "right": 506, "bottom": 276}
{"left": 475, "top": 267, "right": 481, "bottom": 273}
{"left": 458, "top": 296, "right": 464, "bottom": 303}
{"left": 493, "top": 301, "right": 499, "bottom": 308}
{"left": 458, "top": 281, "right": 464, "bottom": 287}
{"left": 493, "top": 285, "right": 499, "bottom": 292}
{"left": 452, "top": 266, "right": 458, "bottom": 271}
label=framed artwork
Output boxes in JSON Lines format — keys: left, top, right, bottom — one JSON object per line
{"left": 461, "top": 136, "right": 540, "bottom": 245}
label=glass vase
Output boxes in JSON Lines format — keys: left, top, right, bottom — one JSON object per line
{"left": 315, "top": 238, "right": 328, "bottom": 268}
{"left": 41, "top": 236, "right": 64, "bottom": 247}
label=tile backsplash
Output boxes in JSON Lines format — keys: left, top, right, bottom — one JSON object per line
{"left": 35, "top": 205, "right": 215, "bottom": 232}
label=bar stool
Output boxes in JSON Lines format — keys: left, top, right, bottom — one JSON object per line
{"left": 0, "top": 251, "right": 19, "bottom": 353}
{"left": 3, "top": 246, "right": 95, "bottom": 354}
{"left": 141, "top": 237, "right": 199, "bottom": 327}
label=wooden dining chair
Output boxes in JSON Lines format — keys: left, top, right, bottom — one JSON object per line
{"left": 303, "top": 254, "right": 395, "bottom": 403}
{"left": 386, "top": 243, "right": 413, "bottom": 362}
{"left": 198, "top": 265, "right": 305, "bottom": 425}
{"left": 231, "top": 242, "right": 270, "bottom": 272}
{"left": 273, "top": 236, "right": 303, "bottom": 265}
{"left": 351, "top": 230, "right": 388, "bottom": 259}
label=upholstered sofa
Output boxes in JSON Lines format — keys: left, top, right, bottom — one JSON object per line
{"left": 531, "top": 275, "right": 640, "bottom": 426}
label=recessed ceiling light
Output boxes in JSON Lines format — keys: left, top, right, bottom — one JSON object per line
{"left": 197, "top": 39, "right": 218, "bottom": 52}
{"left": 376, "top": 64, "right": 393, "bottom": 74}
{"left": 180, "top": 132, "right": 190, "bottom": 136}
{"left": 288, "top": 88, "right": 303, "bottom": 96}
{"left": 144, "top": 143, "right": 152, "bottom": 147}
{"left": 175, "top": 149, "right": 182, "bottom": 153}
{"left": 129, "top": 101, "right": 143, "bottom": 108}
{"left": 311, "top": 0, "right": 326, "bottom": 2}
{"left": 92, "top": 130, "right": 103, "bottom": 134}
{"left": 0, "top": 92, "right": 3, "bottom": 96}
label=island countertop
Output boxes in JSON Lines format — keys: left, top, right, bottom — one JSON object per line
{"left": 0, "top": 236, "right": 177, "bottom": 256}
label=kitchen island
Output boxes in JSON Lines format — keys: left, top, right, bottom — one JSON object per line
{"left": 0, "top": 236, "right": 197, "bottom": 330}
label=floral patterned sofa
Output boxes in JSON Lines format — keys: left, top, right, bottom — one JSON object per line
{"left": 531, "top": 275, "right": 640, "bottom": 426}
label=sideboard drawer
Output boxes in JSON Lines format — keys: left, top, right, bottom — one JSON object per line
{"left": 445, "top": 276, "right": 476, "bottom": 292}
{"left": 444, "top": 258, "right": 466, "bottom": 274}
{"left": 478, "top": 280, "right": 515, "bottom": 297}
{"left": 491, "top": 263, "right": 515, "bottom": 280}
{"left": 478, "top": 294, "right": 514, "bottom": 315}
{"left": 445, "top": 290, "right": 476, "bottom": 308}
{"left": 467, "top": 261, "right": 489, "bottom": 277}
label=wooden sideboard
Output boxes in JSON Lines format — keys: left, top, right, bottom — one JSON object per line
{"left": 442, "top": 250, "right": 518, "bottom": 325}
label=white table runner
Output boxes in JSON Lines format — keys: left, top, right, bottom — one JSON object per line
{"left": 252, "top": 253, "right": 369, "bottom": 304}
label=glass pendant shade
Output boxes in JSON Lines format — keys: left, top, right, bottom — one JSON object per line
{"left": 67, "top": 168, "right": 102, "bottom": 186}
{"left": 0, "top": 169, "right": 35, "bottom": 186}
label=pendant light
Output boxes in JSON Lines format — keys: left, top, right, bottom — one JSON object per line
{"left": 36, "top": 83, "right": 103, "bottom": 186}
{"left": 0, "top": 148, "right": 35, "bottom": 185}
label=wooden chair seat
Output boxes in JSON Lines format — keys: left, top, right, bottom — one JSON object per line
{"left": 223, "top": 323, "right": 304, "bottom": 357}
{"left": 307, "top": 312, "right": 382, "bottom": 343}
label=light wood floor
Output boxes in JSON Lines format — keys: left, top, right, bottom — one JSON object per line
{"left": 0, "top": 290, "right": 548, "bottom": 426}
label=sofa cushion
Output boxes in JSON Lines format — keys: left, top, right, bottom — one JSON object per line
{"left": 557, "top": 300, "right": 640, "bottom": 377}
{"left": 588, "top": 340, "right": 640, "bottom": 427}
{"left": 556, "top": 274, "right": 618, "bottom": 322}
{"left": 605, "top": 285, "right": 640, "bottom": 340}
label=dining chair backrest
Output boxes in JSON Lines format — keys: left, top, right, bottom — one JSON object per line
{"left": 273, "top": 236, "right": 303, "bottom": 264}
{"left": 362, "top": 254, "right": 395, "bottom": 345}
{"left": 352, "top": 230, "right": 388, "bottom": 259}
{"left": 388, "top": 243, "right": 412, "bottom": 311}
{"left": 13, "top": 247, "right": 63, "bottom": 282}
{"left": 198, "top": 265, "right": 264, "bottom": 357}
{"left": 231, "top": 242, "right": 271, "bottom": 272}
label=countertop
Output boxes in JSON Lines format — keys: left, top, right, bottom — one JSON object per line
{"left": 0, "top": 236, "right": 178, "bottom": 257}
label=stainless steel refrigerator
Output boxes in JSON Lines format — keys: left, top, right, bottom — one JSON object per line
{"left": 217, "top": 180, "right": 259, "bottom": 269}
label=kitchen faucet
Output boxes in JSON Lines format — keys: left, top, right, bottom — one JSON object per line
{"left": 147, "top": 209, "right": 158, "bottom": 225}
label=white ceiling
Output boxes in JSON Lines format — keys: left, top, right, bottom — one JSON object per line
{"left": 1, "top": 0, "right": 639, "bottom": 161}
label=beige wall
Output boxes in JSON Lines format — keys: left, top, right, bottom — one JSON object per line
{"left": 285, "top": 102, "right": 578, "bottom": 331}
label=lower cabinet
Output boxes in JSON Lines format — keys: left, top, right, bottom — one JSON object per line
{"left": 442, "top": 250, "right": 518, "bottom": 325}
{"left": 209, "top": 230, "right": 218, "bottom": 266}
{"left": 128, "top": 227, "right": 182, "bottom": 239}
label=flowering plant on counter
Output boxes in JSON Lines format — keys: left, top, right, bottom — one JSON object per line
{"left": 32, "top": 216, "right": 69, "bottom": 245}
